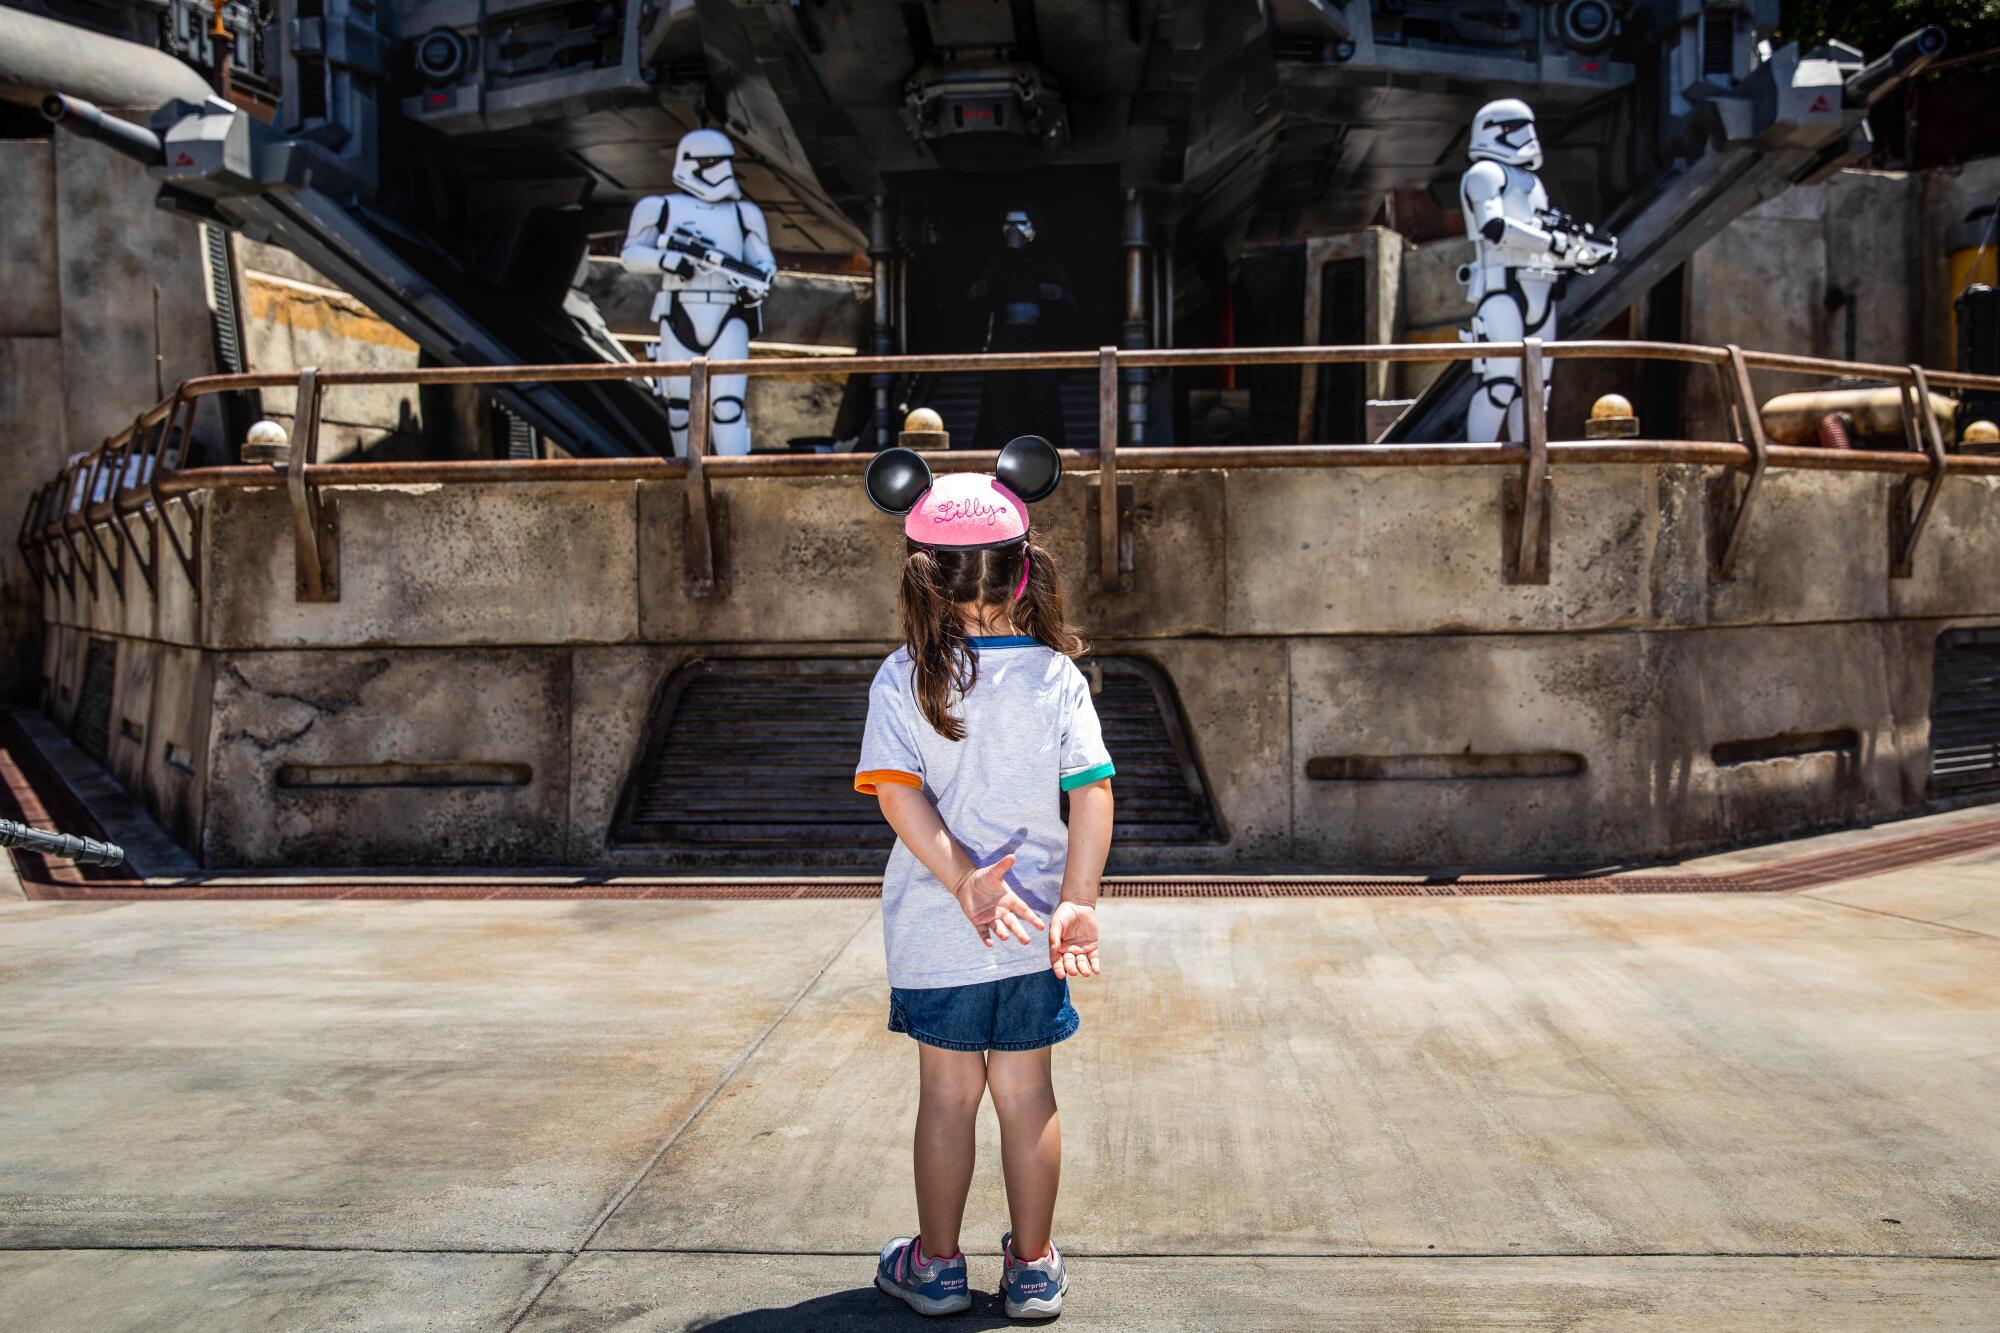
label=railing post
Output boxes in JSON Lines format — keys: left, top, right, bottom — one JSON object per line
{"left": 1714, "top": 344, "right": 1770, "bottom": 580}
{"left": 16, "top": 482, "right": 51, "bottom": 595}
{"left": 106, "top": 418, "right": 157, "bottom": 595}
{"left": 1892, "top": 364, "right": 1950, "bottom": 578}
{"left": 1097, "top": 345, "right": 1125, "bottom": 592}
{"left": 288, "top": 367, "right": 340, "bottom": 601}
{"left": 149, "top": 393, "right": 201, "bottom": 600}
{"left": 57, "top": 460, "right": 99, "bottom": 600}
{"left": 682, "top": 356, "right": 726, "bottom": 597}
{"left": 1506, "top": 337, "right": 1551, "bottom": 584}
{"left": 81, "top": 445, "right": 130, "bottom": 599}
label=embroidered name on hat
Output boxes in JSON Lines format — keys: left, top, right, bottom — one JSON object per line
{"left": 931, "top": 497, "right": 1010, "bottom": 526}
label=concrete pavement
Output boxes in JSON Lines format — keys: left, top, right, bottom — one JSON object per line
{"left": 0, "top": 843, "right": 1995, "bottom": 1328}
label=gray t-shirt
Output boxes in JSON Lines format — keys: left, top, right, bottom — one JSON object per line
{"left": 855, "top": 636, "right": 1115, "bottom": 989}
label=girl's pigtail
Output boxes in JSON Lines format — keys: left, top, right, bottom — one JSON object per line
{"left": 1010, "top": 539, "right": 1086, "bottom": 659}
{"left": 901, "top": 547, "right": 974, "bottom": 741}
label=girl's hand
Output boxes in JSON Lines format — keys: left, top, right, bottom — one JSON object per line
{"left": 952, "top": 855, "right": 1045, "bottom": 947}
{"left": 1048, "top": 902, "right": 1101, "bottom": 978}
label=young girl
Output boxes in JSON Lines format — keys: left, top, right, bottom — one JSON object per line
{"left": 854, "top": 437, "right": 1114, "bottom": 1320}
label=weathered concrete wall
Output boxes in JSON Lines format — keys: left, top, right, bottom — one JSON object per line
{"left": 206, "top": 647, "right": 571, "bottom": 866}
{"left": 1, "top": 129, "right": 217, "bottom": 702}
{"left": 33, "top": 458, "right": 2000, "bottom": 870}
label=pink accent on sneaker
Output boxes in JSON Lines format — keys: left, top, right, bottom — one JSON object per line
{"left": 914, "top": 1236, "right": 960, "bottom": 1265}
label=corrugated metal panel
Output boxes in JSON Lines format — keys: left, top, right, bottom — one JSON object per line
{"left": 612, "top": 655, "right": 1221, "bottom": 849}
{"left": 72, "top": 637, "right": 115, "bottom": 766}
{"left": 1929, "top": 627, "right": 2000, "bottom": 796}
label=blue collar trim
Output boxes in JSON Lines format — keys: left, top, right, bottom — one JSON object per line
{"left": 968, "top": 635, "right": 1040, "bottom": 649}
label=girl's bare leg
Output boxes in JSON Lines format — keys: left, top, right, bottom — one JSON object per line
{"left": 986, "top": 1046, "right": 1060, "bottom": 1258}
{"left": 914, "top": 1043, "right": 987, "bottom": 1257}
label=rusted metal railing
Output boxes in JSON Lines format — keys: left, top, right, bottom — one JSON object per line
{"left": 20, "top": 339, "right": 2000, "bottom": 605}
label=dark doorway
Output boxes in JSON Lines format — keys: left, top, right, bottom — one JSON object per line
{"left": 892, "top": 167, "right": 1123, "bottom": 448}
{"left": 1314, "top": 256, "right": 1367, "bottom": 444}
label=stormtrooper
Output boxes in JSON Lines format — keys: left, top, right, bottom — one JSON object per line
{"left": 1458, "top": 99, "right": 1617, "bottom": 443}
{"left": 621, "top": 129, "right": 778, "bottom": 456}
{"left": 968, "top": 210, "right": 1075, "bottom": 448}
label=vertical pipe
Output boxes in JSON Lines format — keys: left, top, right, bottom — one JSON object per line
{"left": 1098, "top": 347, "right": 1120, "bottom": 591}
{"left": 869, "top": 198, "right": 895, "bottom": 451}
{"left": 1121, "top": 188, "right": 1149, "bottom": 446}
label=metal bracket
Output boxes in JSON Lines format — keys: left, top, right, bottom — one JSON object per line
{"left": 288, "top": 367, "right": 340, "bottom": 602}
{"left": 57, "top": 462, "right": 99, "bottom": 600}
{"left": 148, "top": 394, "right": 202, "bottom": 601}
{"left": 1890, "top": 364, "right": 1950, "bottom": 579}
{"left": 36, "top": 483, "right": 77, "bottom": 602}
{"left": 105, "top": 423, "right": 157, "bottom": 596}
{"left": 1086, "top": 483, "right": 1136, "bottom": 588}
{"left": 1503, "top": 337, "right": 1552, "bottom": 585}
{"left": 1502, "top": 473, "right": 1553, "bottom": 585}
{"left": 1098, "top": 346, "right": 1126, "bottom": 592}
{"left": 1712, "top": 344, "right": 1770, "bottom": 580}
{"left": 16, "top": 482, "right": 53, "bottom": 595}
{"left": 78, "top": 449, "right": 126, "bottom": 600}
{"left": 682, "top": 356, "right": 727, "bottom": 598}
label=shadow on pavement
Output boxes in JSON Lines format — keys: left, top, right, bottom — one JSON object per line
{"left": 690, "top": 1286, "right": 1021, "bottom": 1330}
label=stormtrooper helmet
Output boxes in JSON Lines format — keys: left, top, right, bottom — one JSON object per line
{"left": 1001, "top": 209, "right": 1036, "bottom": 249}
{"left": 1468, "top": 98, "right": 1543, "bottom": 170}
{"left": 672, "top": 129, "right": 741, "bottom": 203}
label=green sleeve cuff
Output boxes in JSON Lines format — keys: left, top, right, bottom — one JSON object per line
{"left": 1060, "top": 762, "right": 1116, "bottom": 792}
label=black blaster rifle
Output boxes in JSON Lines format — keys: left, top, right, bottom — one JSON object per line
{"left": 1536, "top": 207, "right": 1618, "bottom": 271}
{"left": 662, "top": 225, "right": 774, "bottom": 303}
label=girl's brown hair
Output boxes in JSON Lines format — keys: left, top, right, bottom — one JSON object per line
{"left": 900, "top": 539, "right": 1084, "bottom": 741}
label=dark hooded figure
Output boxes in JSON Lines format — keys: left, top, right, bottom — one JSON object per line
{"left": 969, "top": 210, "right": 1076, "bottom": 449}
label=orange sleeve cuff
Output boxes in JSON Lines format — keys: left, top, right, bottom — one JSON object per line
{"left": 855, "top": 769, "right": 923, "bottom": 795}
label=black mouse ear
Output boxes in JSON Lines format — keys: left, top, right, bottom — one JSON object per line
{"left": 996, "top": 435, "right": 1062, "bottom": 503}
{"left": 864, "top": 447, "right": 933, "bottom": 515}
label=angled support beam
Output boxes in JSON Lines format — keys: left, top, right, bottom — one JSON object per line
{"left": 148, "top": 394, "right": 202, "bottom": 600}
{"left": 1096, "top": 346, "right": 1128, "bottom": 592}
{"left": 105, "top": 421, "right": 157, "bottom": 595}
{"left": 1892, "top": 364, "right": 1951, "bottom": 579}
{"left": 287, "top": 367, "right": 340, "bottom": 602}
{"left": 1714, "top": 344, "right": 1770, "bottom": 580}
{"left": 57, "top": 462, "right": 99, "bottom": 600}
{"left": 1505, "top": 337, "right": 1552, "bottom": 585}
{"left": 682, "top": 357, "right": 727, "bottom": 598}
{"left": 77, "top": 448, "right": 125, "bottom": 600}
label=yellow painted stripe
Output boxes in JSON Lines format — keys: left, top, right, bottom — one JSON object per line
{"left": 244, "top": 276, "right": 419, "bottom": 352}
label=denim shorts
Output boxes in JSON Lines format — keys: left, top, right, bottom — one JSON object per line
{"left": 888, "top": 970, "right": 1080, "bottom": 1053}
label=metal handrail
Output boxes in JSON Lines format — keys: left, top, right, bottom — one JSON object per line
{"left": 22, "top": 339, "right": 2000, "bottom": 598}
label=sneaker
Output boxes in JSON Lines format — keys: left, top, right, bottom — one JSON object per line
{"left": 999, "top": 1231, "right": 1067, "bottom": 1319}
{"left": 876, "top": 1235, "right": 972, "bottom": 1317}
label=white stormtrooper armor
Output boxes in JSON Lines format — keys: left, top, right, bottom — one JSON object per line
{"left": 620, "top": 129, "right": 777, "bottom": 456}
{"left": 1458, "top": 99, "right": 1617, "bottom": 443}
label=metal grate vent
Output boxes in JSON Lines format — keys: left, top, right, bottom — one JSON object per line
{"left": 1930, "top": 628, "right": 2000, "bottom": 797}
{"left": 73, "top": 637, "right": 116, "bottom": 766}
{"left": 1701, "top": 14, "right": 1736, "bottom": 79}
{"left": 1079, "top": 658, "right": 1222, "bottom": 843}
{"left": 612, "top": 655, "right": 1220, "bottom": 850}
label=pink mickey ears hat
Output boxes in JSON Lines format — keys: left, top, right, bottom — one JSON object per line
{"left": 863, "top": 435, "right": 1063, "bottom": 550}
